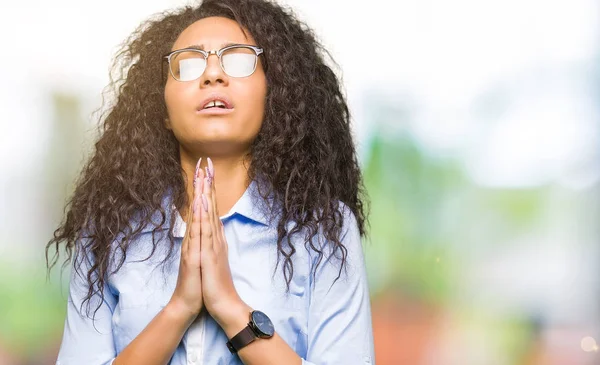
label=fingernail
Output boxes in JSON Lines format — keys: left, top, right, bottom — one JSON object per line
{"left": 207, "top": 157, "right": 214, "bottom": 179}
{"left": 195, "top": 158, "right": 202, "bottom": 178}
{"left": 205, "top": 175, "right": 211, "bottom": 188}
{"left": 194, "top": 158, "right": 202, "bottom": 188}
{"left": 201, "top": 194, "right": 209, "bottom": 212}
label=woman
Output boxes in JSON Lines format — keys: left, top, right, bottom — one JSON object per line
{"left": 47, "top": 0, "right": 374, "bottom": 364}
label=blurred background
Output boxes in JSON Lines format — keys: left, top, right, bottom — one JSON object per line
{"left": 0, "top": 0, "right": 598, "bottom": 364}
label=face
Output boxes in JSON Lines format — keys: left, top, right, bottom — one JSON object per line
{"left": 164, "top": 17, "right": 267, "bottom": 156}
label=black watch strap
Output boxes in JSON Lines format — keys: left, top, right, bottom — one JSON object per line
{"left": 226, "top": 325, "right": 257, "bottom": 354}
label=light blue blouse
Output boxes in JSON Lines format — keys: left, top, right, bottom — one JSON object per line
{"left": 56, "top": 179, "right": 374, "bottom": 365}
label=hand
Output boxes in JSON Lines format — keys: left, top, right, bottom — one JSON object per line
{"left": 199, "top": 158, "right": 250, "bottom": 329}
{"left": 169, "top": 158, "right": 205, "bottom": 322}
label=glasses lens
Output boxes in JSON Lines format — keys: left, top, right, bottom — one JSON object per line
{"left": 171, "top": 51, "right": 206, "bottom": 81}
{"left": 221, "top": 47, "right": 257, "bottom": 77}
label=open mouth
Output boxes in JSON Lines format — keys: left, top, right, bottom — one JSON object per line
{"left": 197, "top": 100, "right": 234, "bottom": 114}
{"left": 202, "top": 100, "right": 231, "bottom": 110}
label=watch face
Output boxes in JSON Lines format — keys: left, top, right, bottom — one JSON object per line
{"left": 251, "top": 310, "right": 274, "bottom": 337}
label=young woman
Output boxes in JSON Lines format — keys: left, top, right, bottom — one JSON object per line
{"left": 47, "top": 0, "right": 374, "bottom": 364}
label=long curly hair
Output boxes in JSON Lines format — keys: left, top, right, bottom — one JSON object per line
{"left": 46, "top": 0, "right": 368, "bottom": 315}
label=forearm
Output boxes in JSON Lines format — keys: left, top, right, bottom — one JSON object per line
{"left": 112, "top": 300, "right": 196, "bottom": 365}
{"left": 218, "top": 303, "right": 302, "bottom": 365}
{"left": 237, "top": 332, "right": 302, "bottom": 365}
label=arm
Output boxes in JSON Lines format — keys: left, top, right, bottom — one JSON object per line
{"left": 111, "top": 300, "right": 195, "bottom": 365}
{"left": 198, "top": 164, "right": 373, "bottom": 364}
{"left": 302, "top": 206, "right": 374, "bottom": 365}
{"left": 214, "top": 206, "right": 374, "bottom": 365}
{"left": 56, "top": 245, "right": 197, "bottom": 365}
{"left": 56, "top": 246, "right": 118, "bottom": 365}
{"left": 58, "top": 160, "right": 208, "bottom": 365}
{"left": 219, "top": 304, "right": 303, "bottom": 365}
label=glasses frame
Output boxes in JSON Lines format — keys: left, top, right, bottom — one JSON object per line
{"left": 163, "top": 44, "right": 264, "bottom": 81}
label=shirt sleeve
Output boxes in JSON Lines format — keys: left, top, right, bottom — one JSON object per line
{"left": 302, "top": 205, "right": 375, "bottom": 365}
{"left": 56, "top": 243, "right": 118, "bottom": 365}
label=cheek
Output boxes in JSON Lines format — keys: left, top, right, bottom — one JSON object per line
{"left": 241, "top": 81, "right": 267, "bottom": 122}
{"left": 164, "top": 83, "right": 176, "bottom": 118}
{"left": 164, "top": 81, "right": 192, "bottom": 117}
{"left": 164, "top": 82, "right": 180, "bottom": 112}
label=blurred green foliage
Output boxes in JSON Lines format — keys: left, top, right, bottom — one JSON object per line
{"left": 0, "top": 261, "right": 66, "bottom": 358}
{"left": 363, "top": 129, "right": 463, "bottom": 303}
{"left": 362, "top": 124, "right": 548, "bottom": 304}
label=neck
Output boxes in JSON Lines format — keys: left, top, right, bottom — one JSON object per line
{"left": 179, "top": 148, "right": 251, "bottom": 221}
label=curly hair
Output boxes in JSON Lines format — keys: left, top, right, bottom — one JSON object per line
{"left": 46, "top": 0, "right": 368, "bottom": 316}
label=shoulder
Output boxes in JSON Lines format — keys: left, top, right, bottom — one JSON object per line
{"left": 323, "top": 200, "right": 362, "bottom": 248}
{"left": 304, "top": 200, "right": 363, "bottom": 266}
{"left": 333, "top": 200, "right": 364, "bottom": 266}
{"left": 337, "top": 200, "right": 361, "bottom": 240}
{"left": 304, "top": 200, "right": 368, "bottom": 289}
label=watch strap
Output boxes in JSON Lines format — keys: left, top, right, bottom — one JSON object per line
{"left": 226, "top": 325, "right": 257, "bottom": 354}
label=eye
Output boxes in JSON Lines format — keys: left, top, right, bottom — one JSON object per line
{"left": 170, "top": 51, "right": 206, "bottom": 81}
{"left": 221, "top": 47, "right": 258, "bottom": 77}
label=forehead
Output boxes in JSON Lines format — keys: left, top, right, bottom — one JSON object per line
{"left": 171, "top": 16, "right": 254, "bottom": 50}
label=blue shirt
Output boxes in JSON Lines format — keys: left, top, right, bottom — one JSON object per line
{"left": 56, "top": 179, "right": 375, "bottom": 365}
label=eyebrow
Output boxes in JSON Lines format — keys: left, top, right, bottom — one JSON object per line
{"left": 185, "top": 42, "right": 241, "bottom": 51}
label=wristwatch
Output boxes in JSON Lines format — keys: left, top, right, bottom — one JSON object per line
{"left": 226, "top": 310, "right": 274, "bottom": 354}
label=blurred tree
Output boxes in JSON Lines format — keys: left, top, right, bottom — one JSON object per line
{"left": 361, "top": 98, "right": 548, "bottom": 364}
{"left": 363, "top": 128, "right": 462, "bottom": 303}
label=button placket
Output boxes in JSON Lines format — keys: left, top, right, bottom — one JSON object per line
{"left": 186, "top": 314, "right": 205, "bottom": 365}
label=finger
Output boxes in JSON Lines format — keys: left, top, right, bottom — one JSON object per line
{"left": 183, "top": 157, "right": 202, "bottom": 254}
{"left": 207, "top": 156, "right": 214, "bottom": 183}
{"left": 205, "top": 159, "right": 221, "bottom": 249}
{"left": 190, "top": 167, "right": 204, "bottom": 254}
{"left": 219, "top": 219, "right": 228, "bottom": 253}
{"left": 205, "top": 157, "right": 217, "bottom": 218}
{"left": 201, "top": 177, "right": 213, "bottom": 253}
{"left": 212, "top": 178, "right": 226, "bottom": 252}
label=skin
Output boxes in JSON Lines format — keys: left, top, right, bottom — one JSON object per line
{"left": 112, "top": 17, "right": 301, "bottom": 365}
{"left": 164, "top": 16, "right": 267, "bottom": 220}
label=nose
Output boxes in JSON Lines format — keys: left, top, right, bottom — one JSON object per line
{"left": 199, "top": 51, "right": 228, "bottom": 87}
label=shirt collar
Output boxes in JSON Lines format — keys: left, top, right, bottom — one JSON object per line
{"left": 161, "top": 178, "right": 274, "bottom": 238}
{"left": 223, "top": 178, "right": 273, "bottom": 225}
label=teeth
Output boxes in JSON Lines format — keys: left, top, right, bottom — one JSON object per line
{"left": 203, "top": 100, "right": 227, "bottom": 109}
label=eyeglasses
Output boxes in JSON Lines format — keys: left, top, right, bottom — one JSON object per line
{"left": 163, "top": 44, "right": 264, "bottom": 81}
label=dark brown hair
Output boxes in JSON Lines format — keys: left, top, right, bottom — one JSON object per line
{"left": 46, "top": 0, "right": 368, "bottom": 315}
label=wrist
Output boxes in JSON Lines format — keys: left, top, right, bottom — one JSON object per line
{"left": 165, "top": 298, "right": 199, "bottom": 327}
{"left": 214, "top": 300, "right": 253, "bottom": 338}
